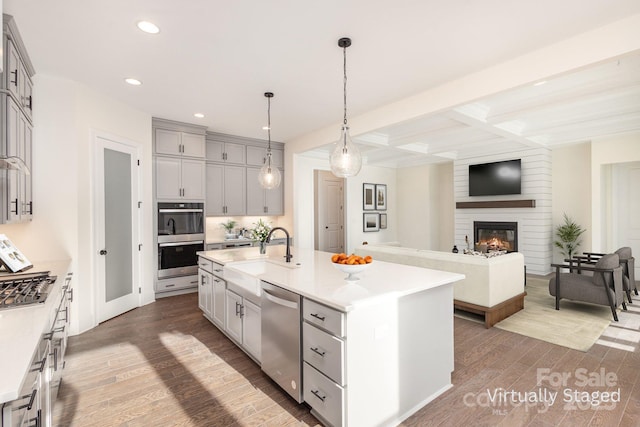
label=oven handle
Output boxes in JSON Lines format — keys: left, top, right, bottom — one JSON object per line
{"left": 159, "top": 209, "right": 203, "bottom": 213}
{"left": 159, "top": 241, "right": 204, "bottom": 247}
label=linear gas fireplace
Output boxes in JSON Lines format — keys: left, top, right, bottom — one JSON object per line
{"left": 473, "top": 221, "right": 518, "bottom": 252}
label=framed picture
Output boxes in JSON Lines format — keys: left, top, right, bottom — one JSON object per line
{"left": 363, "top": 213, "right": 380, "bottom": 232}
{"left": 363, "top": 183, "right": 375, "bottom": 210}
{"left": 379, "top": 213, "right": 387, "bottom": 229}
{"left": 375, "top": 184, "right": 387, "bottom": 210}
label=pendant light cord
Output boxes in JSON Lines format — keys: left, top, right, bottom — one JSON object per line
{"left": 267, "top": 96, "right": 272, "bottom": 152}
{"left": 343, "top": 45, "right": 348, "bottom": 126}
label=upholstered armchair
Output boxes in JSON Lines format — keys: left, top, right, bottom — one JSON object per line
{"left": 549, "top": 253, "right": 626, "bottom": 321}
{"left": 573, "top": 247, "right": 637, "bottom": 303}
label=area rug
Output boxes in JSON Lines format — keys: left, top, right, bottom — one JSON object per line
{"left": 493, "top": 276, "right": 613, "bottom": 352}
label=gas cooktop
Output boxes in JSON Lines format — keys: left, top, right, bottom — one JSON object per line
{"left": 0, "top": 271, "right": 57, "bottom": 309}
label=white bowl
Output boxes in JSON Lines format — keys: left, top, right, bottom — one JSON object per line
{"left": 332, "top": 262, "right": 371, "bottom": 281}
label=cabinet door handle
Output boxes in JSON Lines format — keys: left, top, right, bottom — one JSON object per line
{"left": 11, "top": 198, "right": 18, "bottom": 214}
{"left": 239, "top": 304, "right": 245, "bottom": 318}
{"left": 310, "top": 347, "right": 326, "bottom": 357}
{"left": 68, "top": 288, "right": 74, "bottom": 302}
{"left": 214, "top": 268, "right": 223, "bottom": 273}
{"left": 19, "top": 389, "right": 37, "bottom": 410}
{"left": 310, "top": 313, "right": 326, "bottom": 322}
{"left": 27, "top": 95, "right": 33, "bottom": 110}
{"left": 310, "top": 389, "right": 326, "bottom": 402}
{"left": 10, "top": 69, "right": 18, "bottom": 87}
{"left": 29, "top": 201, "right": 33, "bottom": 214}
{"left": 201, "top": 275, "right": 206, "bottom": 285}
{"left": 235, "top": 301, "right": 240, "bottom": 316}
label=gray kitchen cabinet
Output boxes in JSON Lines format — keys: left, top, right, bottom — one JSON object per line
{"left": 224, "top": 287, "right": 261, "bottom": 362}
{"left": 206, "top": 163, "right": 245, "bottom": 216}
{"left": 1, "top": 16, "right": 34, "bottom": 224}
{"left": 246, "top": 145, "right": 283, "bottom": 168}
{"left": 225, "top": 288, "right": 243, "bottom": 343}
{"left": 246, "top": 167, "right": 283, "bottom": 216}
{"left": 206, "top": 139, "right": 245, "bottom": 164}
{"left": 155, "top": 156, "right": 205, "bottom": 200}
{"left": 154, "top": 128, "right": 205, "bottom": 158}
{"left": 198, "top": 268, "right": 213, "bottom": 317}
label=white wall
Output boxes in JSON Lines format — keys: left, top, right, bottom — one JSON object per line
{"left": 293, "top": 154, "right": 397, "bottom": 253}
{"left": 551, "top": 143, "right": 592, "bottom": 261}
{"left": 396, "top": 162, "right": 454, "bottom": 251}
{"left": 591, "top": 133, "right": 640, "bottom": 250}
{"left": 0, "top": 74, "right": 153, "bottom": 335}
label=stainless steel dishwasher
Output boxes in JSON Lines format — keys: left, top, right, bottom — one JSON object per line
{"left": 261, "top": 281, "right": 302, "bottom": 403}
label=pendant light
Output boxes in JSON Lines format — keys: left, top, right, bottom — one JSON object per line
{"left": 258, "top": 92, "right": 281, "bottom": 189}
{"left": 329, "top": 37, "right": 362, "bottom": 178}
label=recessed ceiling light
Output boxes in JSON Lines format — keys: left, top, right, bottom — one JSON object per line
{"left": 194, "top": 113, "right": 205, "bottom": 118}
{"left": 534, "top": 80, "right": 547, "bottom": 86}
{"left": 137, "top": 21, "right": 160, "bottom": 34}
{"left": 125, "top": 78, "right": 142, "bottom": 86}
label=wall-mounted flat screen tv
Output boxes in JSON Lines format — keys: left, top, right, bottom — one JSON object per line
{"left": 468, "top": 159, "right": 521, "bottom": 196}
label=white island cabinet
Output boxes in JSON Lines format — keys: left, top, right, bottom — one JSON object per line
{"left": 197, "top": 246, "right": 464, "bottom": 427}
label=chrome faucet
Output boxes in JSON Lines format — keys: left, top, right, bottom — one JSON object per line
{"left": 266, "top": 227, "right": 292, "bottom": 262}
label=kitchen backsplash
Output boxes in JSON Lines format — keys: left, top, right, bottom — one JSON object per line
{"left": 206, "top": 216, "right": 282, "bottom": 240}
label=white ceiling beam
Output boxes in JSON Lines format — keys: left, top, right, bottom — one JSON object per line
{"left": 446, "top": 109, "right": 545, "bottom": 148}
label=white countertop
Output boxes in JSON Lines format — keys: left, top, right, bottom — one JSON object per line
{"left": 198, "top": 246, "right": 465, "bottom": 312}
{"left": 0, "top": 260, "right": 72, "bottom": 403}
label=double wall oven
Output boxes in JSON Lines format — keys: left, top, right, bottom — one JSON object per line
{"left": 157, "top": 202, "right": 204, "bottom": 279}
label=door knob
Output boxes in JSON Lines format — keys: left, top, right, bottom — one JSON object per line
{"left": 325, "top": 226, "right": 328, "bottom": 229}
{"left": 99, "top": 249, "right": 107, "bottom": 255}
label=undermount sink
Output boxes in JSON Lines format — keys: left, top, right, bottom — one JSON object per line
{"left": 223, "top": 258, "right": 300, "bottom": 294}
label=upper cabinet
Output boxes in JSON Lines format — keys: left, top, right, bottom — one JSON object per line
{"left": 153, "top": 118, "right": 207, "bottom": 202}
{"left": 1, "top": 14, "right": 35, "bottom": 224}
{"left": 204, "top": 132, "right": 284, "bottom": 217}
{"left": 155, "top": 128, "right": 205, "bottom": 158}
{"left": 206, "top": 139, "right": 246, "bottom": 164}
{"left": 246, "top": 145, "right": 283, "bottom": 168}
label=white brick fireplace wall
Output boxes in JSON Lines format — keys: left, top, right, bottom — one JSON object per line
{"left": 454, "top": 148, "right": 552, "bottom": 275}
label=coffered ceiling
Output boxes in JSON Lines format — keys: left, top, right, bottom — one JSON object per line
{"left": 307, "top": 53, "right": 640, "bottom": 167}
{"left": 4, "top": 0, "right": 640, "bottom": 168}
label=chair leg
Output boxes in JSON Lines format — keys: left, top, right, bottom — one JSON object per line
{"left": 612, "top": 308, "right": 619, "bottom": 322}
{"left": 622, "top": 302, "right": 627, "bottom": 311}
{"left": 626, "top": 290, "right": 633, "bottom": 304}
{"left": 635, "top": 288, "right": 639, "bottom": 296}
{"left": 555, "top": 271, "right": 561, "bottom": 310}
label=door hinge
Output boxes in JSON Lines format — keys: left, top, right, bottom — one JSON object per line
{"left": 139, "top": 287, "right": 142, "bottom": 294}
{"left": 138, "top": 244, "right": 142, "bottom": 251}
{"left": 138, "top": 201, "right": 142, "bottom": 208}
{"left": 137, "top": 159, "right": 140, "bottom": 166}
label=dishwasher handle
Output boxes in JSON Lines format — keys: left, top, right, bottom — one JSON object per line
{"left": 262, "top": 288, "right": 299, "bottom": 310}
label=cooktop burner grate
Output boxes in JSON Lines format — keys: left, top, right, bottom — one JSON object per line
{"left": 0, "top": 272, "right": 56, "bottom": 309}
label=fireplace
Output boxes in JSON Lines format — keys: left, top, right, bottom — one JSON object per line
{"left": 473, "top": 221, "right": 518, "bottom": 252}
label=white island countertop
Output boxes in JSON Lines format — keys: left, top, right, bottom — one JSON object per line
{"left": 0, "top": 260, "right": 72, "bottom": 403}
{"left": 198, "top": 246, "right": 465, "bottom": 312}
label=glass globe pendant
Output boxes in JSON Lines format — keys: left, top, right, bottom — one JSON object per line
{"left": 259, "top": 92, "right": 281, "bottom": 189}
{"left": 329, "top": 37, "right": 362, "bottom": 178}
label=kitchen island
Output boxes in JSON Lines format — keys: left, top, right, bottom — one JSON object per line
{"left": 198, "top": 246, "right": 464, "bottom": 427}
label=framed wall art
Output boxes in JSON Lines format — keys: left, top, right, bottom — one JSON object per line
{"left": 363, "top": 183, "right": 375, "bottom": 210}
{"left": 363, "top": 213, "right": 380, "bottom": 232}
{"left": 375, "top": 184, "right": 387, "bottom": 210}
{"left": 379, "top": 213, "right": 387, "bottom": 229}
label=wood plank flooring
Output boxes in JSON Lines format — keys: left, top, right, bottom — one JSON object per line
{"left": 53, "top": 292, "right": 639, "bottom": 426}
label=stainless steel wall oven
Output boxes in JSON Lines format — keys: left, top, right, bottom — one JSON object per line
{"left": 157, "top": 202, "right": 204, "bottom": 279}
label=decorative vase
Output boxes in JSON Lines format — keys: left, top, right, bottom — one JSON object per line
{"left": 452, "top": 245, "right": 459, "bottom": 253}
{"left": 259, "top": 241, "right": 267, "bottom": 254}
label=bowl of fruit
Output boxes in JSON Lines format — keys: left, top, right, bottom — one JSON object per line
{"left": 330, "top": 253, "right": 373, "bottom": 280}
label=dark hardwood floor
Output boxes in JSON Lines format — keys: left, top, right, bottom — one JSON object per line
{"left": 53, "top": 292, "right": 639, "bottom": 426}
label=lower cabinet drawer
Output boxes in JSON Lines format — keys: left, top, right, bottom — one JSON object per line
{"left": 156, "top": 275, "right": 199, "bottom": 292}
{"left": 304, "top": 362, "right": 345, "bottom": 427}
{"left": 303, "top": 322, "right": 345, "bottom": 386}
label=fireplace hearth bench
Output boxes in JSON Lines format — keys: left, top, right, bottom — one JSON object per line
{"left": 355, "top": 244, "right": 526, "bottom": 328}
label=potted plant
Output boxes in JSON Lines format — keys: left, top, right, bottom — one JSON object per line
{"left": 221, "top": 219, "right": 237, "bottom": 239}
{"left": 554, "top": 213, "right": 586, "bottom": 260}
{"left": 250, "top": 219, "right": 272, "bottom": 254}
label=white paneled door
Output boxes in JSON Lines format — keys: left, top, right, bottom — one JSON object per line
{"left": 94, "top": 133, "right": 141, "bottom": 323}
{"left": 614, "top": 161, "right": 640, "bottom": 279}
{"left": 315, "top": 170, "right": 344, "bottom": 253}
